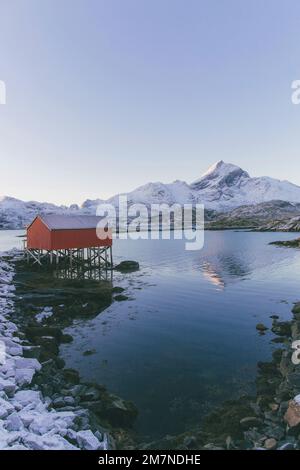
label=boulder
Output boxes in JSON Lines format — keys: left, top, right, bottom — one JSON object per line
{"left": 284, "top": 398, "right": 300, "bottom": 427}
{"left": 14, "top": 390, "right": 41, "bottom": 407}
{"left": 292, "top": 302, "right": 300, "bottom": 315}
{"left": 15, "top": 357, "right": 41, "bottom": 372}
{"left": 35, "top": 336, "right": 59, "bottom": 356}
{"left": 25, "top": 327, "right": 63, "bottom": 342}
{"left": 15, "top": 368, "right": 35, "bottom": 387}
{"left": 114, "top": 261, "right": 139, "bottom": 273}
{"left": 0, "top": 401, "right": 16, "bottom": 419}
{"left": 5, "top": 412, "right": 24, "bottom": 432}
{"left": 0, "top": 377, "right": 15, "bottom": 396}
{"left": 21, "top": 433, "right": 46, "bottom": 450}
{"left": 76, "top": 430, "right": 102, "bottom": 450}
{"left": 264, "top": 438, "right": 277, "bottom": 450}
{"left": 114, "top": 294, "right": 129, "bottom": 302}
{"left": 8, "top": 345, "right": 23, "bottom": 356}
{"left": 256, "top": 323, "right": 268, "bottom": 332}
{"left": 62, "top": 369, "right": 80, "bottom": 385}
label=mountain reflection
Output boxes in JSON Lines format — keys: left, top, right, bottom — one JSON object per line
{"left": 200, "top": 254, "right": 251, "bottom": 289}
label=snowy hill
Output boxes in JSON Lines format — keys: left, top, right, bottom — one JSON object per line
{"left": 3, "top": 161, "right": 300, "bottom": 228}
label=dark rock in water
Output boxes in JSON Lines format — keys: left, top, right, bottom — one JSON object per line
{"left": 183, "top": 436, "right": 197, "bottom": 449}
{"left": 271, "top": 321, "right": 291, "bottom": 337}
{"left": 291, "top": 321, "right": 300, "bottom": 339}
{"left": 22, "top": 345, "right": 41, "bottom": 359}
{"left": 271, "top": 336, "right": 287, "bottom": 344}
{"left": 270, "top": 239, "right": 300, "bottom": 248}
{"left": 81, "top": 386, "right": 101, "bottom": 402}
{"left": 292, "top": 302, "right": 300, "bottom": 321}
{"left": 203, "top": 398, "right": 254, "bottom": 439}
{"left": 83, "top": 349, "right": 96, "bottom": 356}
{"left": 114, "top": 294, "right": 129, "bottom": 302}
{"left": 286, "top": 372, "right": 300, "bottom": 388}
{"left": 61, "top": 333, "right": 73, "bottom": 344}
{"left": 272, "top": 348, "right": 284, "bottom": 363}
{"left": 25, "top": 326, "right": 63, "bottom": 342}
{"left": 240, "top": 417, "right": 263, "bottom": 430}
{"left": 256, "top": 323, "right": 268, "bottom": 332}
{"left": 292, "top": 302, "right": 300, "bottom": 315}
{"left": 90, "top": 394, "right": 138, "bottom": 428}
{"left": 63, "top": 368, "right": 80, "bottom": 385}
{"left": 114, "top": 261, "right": 139, "bottom": 273}
{"left": 55, "top": 357, "right": 65, "bottom": 369}
{"left": 257, "top": 361, "right": 278, "bottom": 375}
{"left": 112, "top": 286, "right": 125, "bottom": 294}
{"left": 35, "top": 336, "right": 59, "bottom": 356}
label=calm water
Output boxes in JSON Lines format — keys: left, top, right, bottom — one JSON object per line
{"left": 1, "top": 229, "right": 300, "bottom": 440}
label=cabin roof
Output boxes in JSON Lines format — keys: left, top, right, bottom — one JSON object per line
{"left": 29, "top": 214, "right": 105, "bottom": 231}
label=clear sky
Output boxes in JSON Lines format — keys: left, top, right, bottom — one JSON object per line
{"left": 0, "top": 0, "right": 300, "bottom": 205}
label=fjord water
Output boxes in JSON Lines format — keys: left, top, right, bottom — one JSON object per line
{"left": 1, "top": 230, "right": 300, "bottom": 440}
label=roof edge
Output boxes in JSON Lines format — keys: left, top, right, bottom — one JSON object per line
{"left": 26, "top": 215, "right": 52, "bottom": 231}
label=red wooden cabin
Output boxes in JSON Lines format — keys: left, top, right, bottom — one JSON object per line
{"left": 26, "top": 214, "right": 112, "bottom": 250}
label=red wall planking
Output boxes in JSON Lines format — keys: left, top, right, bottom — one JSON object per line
{"left": 27, "top": 216, "right": 112, "bottom": 250}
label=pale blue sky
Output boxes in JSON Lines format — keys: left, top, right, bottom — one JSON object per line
{"left": 0, "top": 0, "right": 300, "bottom": 205}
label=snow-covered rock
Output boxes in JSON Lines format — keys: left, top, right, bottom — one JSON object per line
{"left": 14, "top": 390, "right": 42, "bottom": 408}
{"left": 5, "top": 412, "right": 24, "bottom": 432}
{"left": 35, "top": 307, "right": 53, "bottom": 323}
{"left": 15, "top": 358, "right": 41, "bottom": 372}
{"left": 0, "top": 377, "right": 15, "bottom": 396}
{"left": 0, "top": 398, "right": 15, "bottom": 418}
{"left": 15, "top": 369, "right": 35, "bottom": 387}
{"left": 76, "top": 430, "right": 103, "bottom": 450}
{"left": 0, "top": 254, "right": 112, "bottom": 451}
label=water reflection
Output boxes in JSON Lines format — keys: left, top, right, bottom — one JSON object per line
{"left": 201, "top": 262, "right": 225, "bottom": 289}
{"left": 200, "top": 254, "right": 250, "bottom": 289}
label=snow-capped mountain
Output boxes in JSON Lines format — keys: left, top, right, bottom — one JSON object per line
{"left": 2, "top": 160, "right": 300, "bottom": 228}
{"left": 190, "top": 160, "right": 300, "bottom": 210}
{"left": 0, "top": 196, "right": 80, "bottom": 229}
{"left": 84, "top": 160, "right": 300, "bottom": 213}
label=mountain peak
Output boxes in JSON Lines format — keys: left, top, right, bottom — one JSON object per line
{"left": 200, "top": 160, "right": 246, "bottom": 179}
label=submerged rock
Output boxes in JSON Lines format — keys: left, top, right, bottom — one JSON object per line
{"left": 112, "top": 287, "right": 125, "bottom": 294}
{"left": 83, "top": 350, "right": 96, "bottom": 356}
{"left": 114, "top": 294, "right": 129, "bottom": 302}
{"left": 272, "top": 321, "right": 291, "bottom": 337}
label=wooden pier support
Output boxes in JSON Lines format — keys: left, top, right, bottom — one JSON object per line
{"left": 25, "top": 246, "right": 113, "bottom": 282}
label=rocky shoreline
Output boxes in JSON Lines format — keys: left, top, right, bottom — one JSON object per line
{"left": 138, "top": 302, "right": 300, "bottom": 450}
{"left": 2, "top": 248, "right": 300, "bottom": 451}
{"left": 269, "top": 238, "right": 300, "bottom": 248}
{"left": 0, "top": 250, "right": 138, "bottom": 450}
